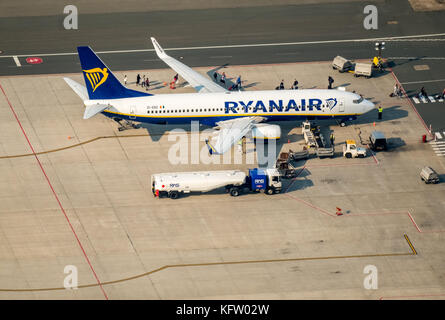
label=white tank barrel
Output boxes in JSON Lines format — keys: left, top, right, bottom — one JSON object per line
{"left": 152, "top": 170, "right": 247, "bottom": 193}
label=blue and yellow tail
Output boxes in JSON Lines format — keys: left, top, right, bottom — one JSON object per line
{"left": 77, "top": 46, "right": 152, "bottom": 100}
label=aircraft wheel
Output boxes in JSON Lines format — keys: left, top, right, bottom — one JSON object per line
{"left": 345, "top": 153, "right": 352, "bottom": 158}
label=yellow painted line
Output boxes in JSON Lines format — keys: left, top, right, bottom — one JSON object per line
{"left": 404, "top": 234, "right": 417, "bottom": 255}
{"left": 0, "top": 235, "right": 416, "bottom": 292}
{"left": 0, "top": 134, "right": 151, "bottom": 159}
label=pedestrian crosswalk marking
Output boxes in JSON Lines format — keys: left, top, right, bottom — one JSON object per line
{"left": 429, "top": 131, "right": 445, "bottom": 156}
{"left": 412, "top": 96, "right": 445, "bottom": 104}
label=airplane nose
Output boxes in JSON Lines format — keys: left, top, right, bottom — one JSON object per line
{"left": 364, "top": 100, "right": 375, "bottom": 113}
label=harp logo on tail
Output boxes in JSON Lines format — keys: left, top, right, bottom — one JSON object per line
{"left": 83, "top": 67, "right": 109, "bottom": 92}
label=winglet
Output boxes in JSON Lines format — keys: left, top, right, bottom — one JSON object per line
{"left": 205, "top": 139, "right": 216, "bottom": 155}
{"left": 150, "top": 37, "right": 168, "bottom": 58}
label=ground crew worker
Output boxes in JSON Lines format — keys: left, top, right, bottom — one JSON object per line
{"left": 330, "top": 133, "right": 335, "bottom": 146}
{"left": 124, "top": 75, "right": 127, "bottom": 85}
{"left": 378, "top": 105, "right": 383, "bottom": 120}
{"left": 328, "top": 76, "right": 334, "bottom": 89}
{"left": 237, "top": 139, "right": 243, "bottom": 153}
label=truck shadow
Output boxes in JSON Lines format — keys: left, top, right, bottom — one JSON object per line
{"left": 284, "top": 169, "right": 314, "bottom": 192}
{"left": 386, "top": 137, "right": 406, "bottom": 151}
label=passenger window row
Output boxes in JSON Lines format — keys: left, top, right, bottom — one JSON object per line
{"left": 147, "top": 108, "right": 224, "bottom": 114}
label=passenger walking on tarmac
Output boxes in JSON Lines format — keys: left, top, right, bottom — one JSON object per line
{"left": 141, "top": 75, "right": 145, "bottom": 88}
{"left": 145, "top": 78, "right": 150, "bottom": 90}
{"left": 330, "top": 133, "right": 335, "bottom": 146}
{"left": 378, "top": 105, "right": 383, "bottom": 120}
{"left": 136, "top": 74, "right": 141, "bottom": 86}
{"left": 124, "top": 75, "right": 127, "bottom": 86}
{"left": 220, "top": 72, "right": 226, "bottom": 87}
{"left": 292, "top": 79, "right": 299, "bottom": 89}
{"left": 213, "top": 72, "right": 218, "bottom": 82}
{"left": 435, "top": 88, "right": 445, "bottom": 100}
{"left": 174, "top": 73, "right": 179, "bottom": 84}
{"left": 419, "top": 86, "right": 427, "bottom": 99}
{"left": 393, "top": 83, "right": 399, "bottom": 97}
{"left": 328, "top": 76, "right": 334, "bottom": 89}
{"left": 279, "top": 80, "right": 284, "bottom": 90}
{"left": 236, "top": 75, "right": 242, "bottom": 90}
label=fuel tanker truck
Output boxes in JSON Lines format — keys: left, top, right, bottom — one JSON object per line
{"left": 151, "top": 168, "right": 282, "bottom": 199}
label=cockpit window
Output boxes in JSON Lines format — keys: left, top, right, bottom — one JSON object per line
{"left": 353, "top": 95, "right": 364, "bottom": 104}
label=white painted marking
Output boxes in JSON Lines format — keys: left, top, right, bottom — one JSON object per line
{"left": 429, "top": 96, "right": 436, "bottom": 103}
{"left": 13, "top": 56, "right": 21, "bottom": 67}
{"left": 2, "top": 32, "right": 445, "bottom": 59}
{"left": 412, "top": 97, "right": 420, "bottom": 104}
{"left": 439, "top": 98, "right": 444, "bottom": 102}
{"left": 435, "top": 132, "right": 443, "bottom": 139}
{"left": 421, "top": 96, "right": 428, "bottom": 103}
{"left": 401, "top": 78, "right": 445, "bottom": 85}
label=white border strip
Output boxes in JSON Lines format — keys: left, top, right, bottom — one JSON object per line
{"left": 1, "top": 32, "right": 445, "bottom": 59}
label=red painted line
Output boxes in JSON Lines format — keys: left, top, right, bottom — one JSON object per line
{"left": 0, "top": 84, "right": 108, "bottom": 299}
{"left": 389, "top": 69, "right": 433, "bottom": 138}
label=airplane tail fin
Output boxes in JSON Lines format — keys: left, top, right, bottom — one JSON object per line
{"left": 77, "top": 46, "right": 153, "bottom": 100}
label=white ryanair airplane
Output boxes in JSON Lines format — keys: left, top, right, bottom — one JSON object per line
{"left": 64, "top": 37, "right": 375, "bottom": 154}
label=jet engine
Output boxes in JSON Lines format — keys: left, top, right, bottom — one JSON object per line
{"left": 250, "top": 123, "right": 281, "bottom": 140}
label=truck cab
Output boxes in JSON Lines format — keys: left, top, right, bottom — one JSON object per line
{"left": 343, "top": 140, "right": 367, "bottom": 158}
{"left": 249, "top": 168, "right": 282, "bottom": 195}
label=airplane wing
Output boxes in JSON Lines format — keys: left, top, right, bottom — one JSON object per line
{"left": 205, "top": 117, "right": 264, "bottom": 155}
{"left": 151, "top": 37, "right": 227, "bottom": 93}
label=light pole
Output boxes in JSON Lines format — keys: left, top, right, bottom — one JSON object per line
{"left": 375, "top": 41, "right": 385, "bottom": 58}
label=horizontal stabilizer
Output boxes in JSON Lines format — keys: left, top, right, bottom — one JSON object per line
{"left": 63, "top": 77, "right": 88, "bottom": 101}
{"left": 83, "top": 104, "right": 108, "bottom": 119}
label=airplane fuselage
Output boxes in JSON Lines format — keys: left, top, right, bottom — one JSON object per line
{"left": 93, "top": 89, "right": 375, "bottom": 126}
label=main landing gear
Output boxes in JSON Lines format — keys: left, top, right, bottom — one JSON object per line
{"left": 113, "top": 118, "right": 141, "bottom": 131}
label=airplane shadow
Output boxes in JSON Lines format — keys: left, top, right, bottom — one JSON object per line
{"left": 138, "top": 123, "right": 196, "bottom": 142}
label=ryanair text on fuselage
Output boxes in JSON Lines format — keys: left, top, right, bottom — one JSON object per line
{"left": 224, "top": 98, "right": 338, "bottom": 114}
